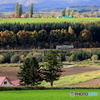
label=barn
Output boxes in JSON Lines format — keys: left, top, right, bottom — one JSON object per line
{"left": 11, "top": 80, "right": 20, "bottom": 86}
{"left": 0, "top": 77, "right": 14, "bottom": 86}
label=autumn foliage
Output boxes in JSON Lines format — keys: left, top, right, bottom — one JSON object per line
{"left": 0, "top": 21, "right": 100, "bottom": 49}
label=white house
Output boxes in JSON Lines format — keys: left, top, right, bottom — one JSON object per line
{"left": 0, "top": 77, "right": 14, "bottom": 86}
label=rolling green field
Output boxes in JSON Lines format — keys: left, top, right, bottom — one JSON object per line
{"left": 0, "top": 89, "right": 99, "bottom": 100}
{"left": 0, "top": 18, "right": 100, "bottom": 23}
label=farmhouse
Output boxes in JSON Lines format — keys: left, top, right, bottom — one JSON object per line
{"left": 0, "top": 77, "right": 14, "bottom": 86}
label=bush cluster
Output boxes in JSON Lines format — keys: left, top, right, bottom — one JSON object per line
{"left": 0, "top": 51, "right": 43, "bottom": 64}
{"left": 1, "top": 49, "right": 100, "bottom": 64}
{"left": 57, "top": 50, "right": 100, "bottom": 61}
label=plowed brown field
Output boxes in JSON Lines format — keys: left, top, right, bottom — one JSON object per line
{"left": 61, "top": 67, "right": 100, "bottom": 77}
{"left": 0, "top": 66, "right": 100, "bottom": 87}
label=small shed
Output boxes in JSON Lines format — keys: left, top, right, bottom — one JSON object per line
{"left": 0, "top": 77, "right": 14, "bottom": 86}
{"left": 62, "top": 16, "right": 73, "bottom": 18}
{"left": 56, "top": 45, "right": 74, "bottom": 49}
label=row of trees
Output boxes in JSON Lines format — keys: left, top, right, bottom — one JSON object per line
{"left": 1, "top": 49, "right": 100, "bottom": 64}
{"left": 15, "top": 3, "right": 34, "bottom": 18}
{"left": 62, "top": 8, "right": 100, "bottom": 18}
{"left": 62, "top": 8, "right": 74, "bottom": 17}
{"left": 1, "top": 22, "right": 100, "bottom": 49}
{"left": 0, "top": 51, "right": 42, "bottom": 64}
{"left": 18, "top": 50, "right": 63, "bottom": 87}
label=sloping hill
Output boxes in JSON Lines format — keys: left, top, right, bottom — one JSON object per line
{"left": 1, "top": 0, "right": 100, "bottom": 12}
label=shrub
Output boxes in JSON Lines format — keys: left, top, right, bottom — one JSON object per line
{"left": 3, "top": 52, "right": 14, "bottom": 63}
{"left": 91, "top": 55, "right": 98, "bottom": 63}
{"left": 70, "top": 54, "right": 78, "bottom": 61}
{"left": 0, "top": 55, "right": 4, "bottom": 63}
{"left": 91, "top": 50, "right": 100, "bottom": 59}
{"left": 10, "top": 54, "right": 20, "bottom": 63}
{"left": 19, "top": 55, "right": 25, "bottom": 62}
{"left": 57, "top": 50, "right": 71, "bottom": 61}
{"left": 70, "top": 50, "right": 91, "bottom": 61}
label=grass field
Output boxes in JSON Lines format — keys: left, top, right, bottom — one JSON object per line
{"left": 40, "top": 70, "right": 100, "bottom": 87}
{"left": 0, "top": 18, "right": 100, "bottom": 23}
{"left": 0, "top": 89, "right": 99, "bottom": 100}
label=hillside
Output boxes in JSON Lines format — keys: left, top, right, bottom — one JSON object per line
{"left": 0, "top": 0, "right": 100, "bottom": 12}
{"left": 0, "top": 0, "right": 89, "bottom": 6}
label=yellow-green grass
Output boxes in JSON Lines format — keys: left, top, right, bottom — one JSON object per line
{"left": 40, "top": 70, "right": 100, "bottom": 87}
{"left": 0, "top": 63, "right": 22, "bottom": 67}
{"left": 0, "top": 18, "right": 100, "bottom": 23}
{"left": 0, "top": 61, "right": 100, "bottom": 68}
{"left": 63, "top": 61, "right": 100, "bottom": 68}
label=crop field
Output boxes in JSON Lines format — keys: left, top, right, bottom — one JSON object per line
{"left": 0, "top": 89, "right": 99, "bottom": 100}
{"left": 0, "top": 18, "right": 100, "bottom": 23}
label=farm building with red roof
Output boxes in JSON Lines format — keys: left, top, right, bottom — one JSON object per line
{"left": 11, "top": 79, "right": 20, "bottom": 86}
{"left": 0, "top": 77, "right": 14, "bottom": 86}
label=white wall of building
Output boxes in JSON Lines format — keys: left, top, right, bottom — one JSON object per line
{"left": 1, "top": 79, "right": 14, "bottom": 86}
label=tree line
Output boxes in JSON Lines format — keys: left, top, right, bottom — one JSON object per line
{"left": 1, "top": 21, "right": 100, "bottom": 49}
{"left": 1, "top": 48, "right": 100, "bottom": 64}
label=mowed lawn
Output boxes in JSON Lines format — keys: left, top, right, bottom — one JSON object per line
{"left": 0, "top": 17, "right": 100, "bottom": 23}
{"left": 0, "top": 89, "right": 99, "bottom": 100}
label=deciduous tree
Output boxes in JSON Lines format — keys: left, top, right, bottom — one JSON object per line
{"left": 62, "top": 8, "right": 66, "bottom": 16}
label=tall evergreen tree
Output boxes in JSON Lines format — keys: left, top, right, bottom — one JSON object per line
{"left": 17, "top": 57, "right": 43, "bottom": 86}
{"left": 43, "top": 50, "right": 63, "bottom": 87}
{"left": 29, "top": 3, "right": 34, "bottom": 18}
{"left": 18, "top": 4, "right": 23, "bottom": 17}
{"left": 15, "top": 3, "right": 19, "bottom": 15}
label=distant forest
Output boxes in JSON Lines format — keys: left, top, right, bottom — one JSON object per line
{"left": 0, "top": 21, "right": 100, "bottom": 49}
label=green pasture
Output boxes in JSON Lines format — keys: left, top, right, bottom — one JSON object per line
{"left": 40, "top": 70, "right": 100, "bottom": 87}
{"left": 0, "top": 18, "right": 100, "bottom": 23}
{"left": 0, "top": 89, "right": 99, "bottom": 100}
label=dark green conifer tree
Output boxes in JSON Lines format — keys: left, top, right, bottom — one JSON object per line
{"left": 43, "top": 50, "right": 63, "bottom": 87}
{"left": 17, "top": 57, "right": 43, "bottom": 86}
